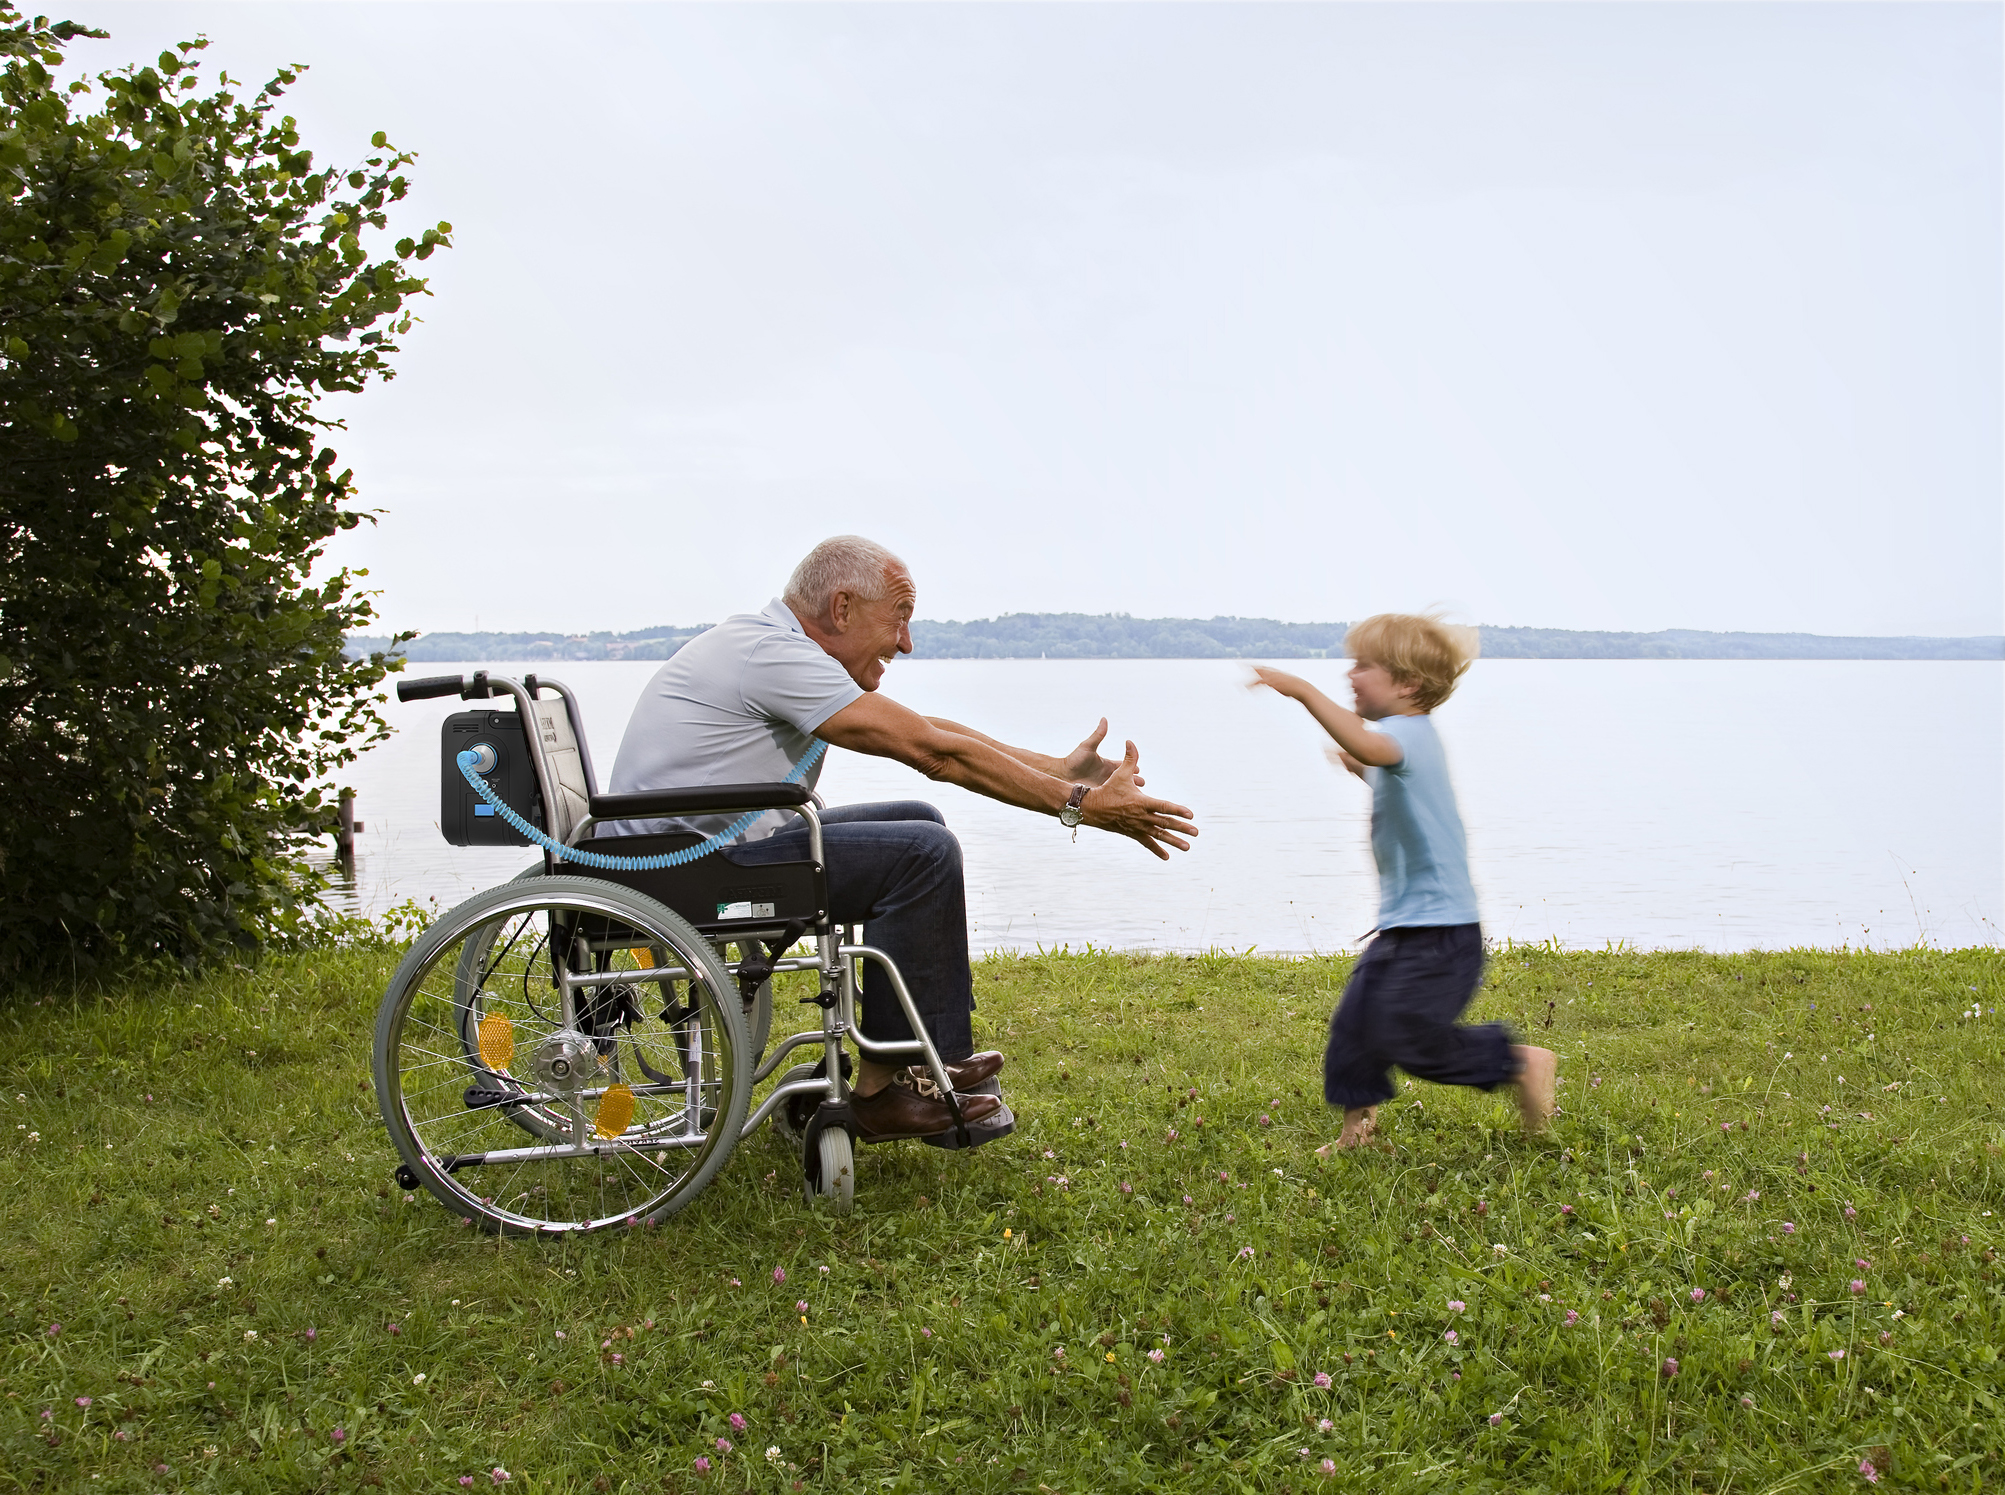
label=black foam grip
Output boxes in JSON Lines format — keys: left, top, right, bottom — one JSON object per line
{"left": 397, "top": 674, "right": 466, "bottom": 702}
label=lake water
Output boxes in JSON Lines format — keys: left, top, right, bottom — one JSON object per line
{"left": 313, "top": 659, "right": 2003, "bottom": 954}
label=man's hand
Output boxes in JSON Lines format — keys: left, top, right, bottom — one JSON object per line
{"left": 1060, "top": 717, "right": 1122, "bottom": 786}
{"left": 1081, "top": 741, "right": 1197, "bottom": 860}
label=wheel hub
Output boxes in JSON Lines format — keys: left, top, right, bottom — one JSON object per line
{"left": 531, "top": 1029, "right": 596, "bottom": 1095}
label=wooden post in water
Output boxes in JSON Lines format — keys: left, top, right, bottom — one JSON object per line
{"left": 337, "top": 788, "right": 360, "bottom": 869}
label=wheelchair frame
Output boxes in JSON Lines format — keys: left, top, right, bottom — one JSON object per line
{"left": 372, "top": 669, "right": 971, "bottom": 1227}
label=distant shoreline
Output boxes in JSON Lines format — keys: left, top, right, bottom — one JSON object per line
{"left": 346, "top": 616, "right": 2003, "bottom": 663}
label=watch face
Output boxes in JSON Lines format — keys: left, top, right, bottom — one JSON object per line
{"left": 1060, "top": 806, "right": 1083, "bottom": 827}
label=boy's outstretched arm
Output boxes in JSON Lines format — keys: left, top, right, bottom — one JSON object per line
{"left": 1247, "top": 667, "right": 1404, "bottom": 767}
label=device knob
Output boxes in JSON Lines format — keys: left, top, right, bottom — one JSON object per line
{"left": 466, "top": 741, "right": 500, "bottom": 775}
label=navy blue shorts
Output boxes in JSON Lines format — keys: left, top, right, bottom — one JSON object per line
{"left": 1323, "top": 924, "right": 1518, "bottom": 1110}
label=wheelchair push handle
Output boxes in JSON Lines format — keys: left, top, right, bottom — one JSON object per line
{"left": 397, "top": 672, "right": 498, "bottom": 703}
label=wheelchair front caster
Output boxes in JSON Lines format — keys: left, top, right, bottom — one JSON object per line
{"left": 803, "top": 1126, "right": 854, "bottom": 1214}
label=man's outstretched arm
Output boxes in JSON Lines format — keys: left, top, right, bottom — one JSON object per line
{"left": 817, "top": 695, "right": 1196, "bottom": 859}
{"left": 925, "top": 715, "right": 1122, "bottom": 786}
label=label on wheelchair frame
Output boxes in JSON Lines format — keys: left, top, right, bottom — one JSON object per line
{"left": 717, "top": 900, "right": 778, "bottom": 920}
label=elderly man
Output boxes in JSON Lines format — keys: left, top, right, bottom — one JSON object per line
{"left": 606, "top": 535, "right": 1198, "bottom": 1143}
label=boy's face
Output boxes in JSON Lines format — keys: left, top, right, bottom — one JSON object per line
{"left": 1348, "top": 658, "right": 1420, "bottom": 720}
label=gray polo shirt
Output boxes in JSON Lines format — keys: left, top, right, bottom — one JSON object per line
{"left": 605, "top": 598, "right": 862, "bottom": 843}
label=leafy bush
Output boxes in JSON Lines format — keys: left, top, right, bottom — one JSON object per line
{"left": 0, "top": 12, "right": 448, "bottom": 974}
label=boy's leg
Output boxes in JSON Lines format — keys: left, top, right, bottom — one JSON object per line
{"left": 1512, "top": 1044, "right": 1557, "bottom": 1132}
{"left": 1370, "top": 926, "right": 1551, "bottom": 1130}
{"left": 1320, "top": 936, "right": 1399, "bottom": 1149}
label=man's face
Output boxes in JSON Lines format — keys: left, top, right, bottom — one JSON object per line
{"left": 1348, "top": 658, "right": 1417, "bottom": 720}
{"left": 825, "top": 567, "right": 916, "bottom": 691}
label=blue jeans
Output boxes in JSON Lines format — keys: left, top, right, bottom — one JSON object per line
{"left": 723, "top": 801, "right": 975, "bottom": 1062}
{"left": 1323, "top": 924, "right": 1516, "bottom": 1109}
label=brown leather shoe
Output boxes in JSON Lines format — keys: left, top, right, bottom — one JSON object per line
{"left": 851, "top": 1082, "right": 1004, "bottom": 1143}
{"left": 902, "top": 1051, "right": 1005, "bottom": 1096}
{"left": 947, "top": 1051, "right": 1005, "bottom": 1090}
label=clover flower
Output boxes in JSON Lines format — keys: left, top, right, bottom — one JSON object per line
{"left": 459, "top": 1478, "right": 474, "bottom": 1488}
{"left": 1560, "top": 1204, "right": 1574, "bottom": 1215}
{"left": 1318, "top": 1418, "right": 1334, "bottom": 1433}
{"left": 773, "top": 1266, "right": 786, "bottom": 1284}
{"left": 490, "top": 1470, "right": 511, "bottom": 1486}
{"left": 693, "top": 1456, "right": 711, "bottom": 1474}
{"left": 1489, "top": 1412, "right": 1503, "bottom": 1426}
{"left": 1443, "top": 1330, "right": 1458, "bottom": 1345}
{"left": 729, "top": 1413, "right": 746, "bottom": 1432}
{"left": 1772, "top": 1311, "right": 1786, "bottom": 1327}
{"left": 1828, "top": 1349, "right": 1846, "bottom": 1361}
{"left": 1860, "top": 1459, "right": 1879, "bottom": 1484}
{"left": 75, "top": 1396, "right": 91, "bottom": 1407}
{"left": 716, "top": 1437, "right": 733, "bottom": 1453}
{"left": 331, "top": 1428, "right": 347, "bottom": 1444}
{"left": 1448, "top": 1300, "right": 1466, "bottom": 1313}
{"left": 766, "top": 1447, "right": 783, "bottom": 1464}
{"left": 1781, "top": 1222, "right": 1795, "bottom": 1235}
{"left": 1850, "top": 1280, "right": 1866, "bottom": 1295}
{"left": 796, "top": 1300, "right": 808, "bottom": 1313}
{"left": 1236, "top": 1246, "right": 1254, "bottom": 1260}
{"left": 1690, "top": 1289, "right": 1705, "bottom": 1303}
{"left": 1661, "top": 1358, "right": 1679, "bottom": 1377}
{"left": 1313, "top": 1371, "right": 1330, "bottom": 1388}
{"left": 1148, "top": 1348, "right": 1164, "bottom": 1364}
{"left": 1320, "top": 1458, "right": 1337, "bottom": 1476}
{"left": 1844, "top": 1203, "right": 1858, "bottom": 1220}
{"left": 1564, "top": 1309, "right": 1579, "bottom": 1326}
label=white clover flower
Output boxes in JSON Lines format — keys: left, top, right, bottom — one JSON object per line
{"left": 765, "top": 1447, "right": 783, "bottom": 1464}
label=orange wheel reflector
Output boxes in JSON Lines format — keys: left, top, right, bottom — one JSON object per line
{"left": 594, "top": 1084, "right": 635, "bottom": 1139}
{"left": 477, "top": 1012, "right": 515, "bottom": 1071}
{"left": 627, "top": 947, "right": 653, "bottom": 967}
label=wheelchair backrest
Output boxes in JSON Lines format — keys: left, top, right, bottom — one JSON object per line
{"left": 527, "top": 694, "right": 592, "bottom": 846}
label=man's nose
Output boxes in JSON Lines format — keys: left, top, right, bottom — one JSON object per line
{"left": 898, "top": 622, "right": 913, "bottom": 654}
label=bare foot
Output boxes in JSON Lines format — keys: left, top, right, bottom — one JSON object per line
{"left": 1513, "top": 1045, "right": 1557, "bottom": 1133}
{"left": 1316, "top": 1106, "right": 1378, "bottom": 1155}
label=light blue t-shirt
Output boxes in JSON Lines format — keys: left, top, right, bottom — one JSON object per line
{"left": 1363, "top": 712, "right": 1479, "bottom": 929}
{"left": 606, "top": 598, "right": 863, "bottom": 843}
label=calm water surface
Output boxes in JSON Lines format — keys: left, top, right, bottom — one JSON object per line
{"left": 315, "top": 659, "right": 2003, "bottom": 953}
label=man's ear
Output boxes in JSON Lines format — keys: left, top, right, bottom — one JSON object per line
{"left": 826, "top": 590, "right": 851, "bottom": 633}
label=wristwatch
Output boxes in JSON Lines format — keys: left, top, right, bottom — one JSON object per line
{"left": 1059, "top": 784, "right": 1089, "bottom": 840}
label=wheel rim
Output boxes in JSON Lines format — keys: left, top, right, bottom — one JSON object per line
{"left": 379, "top": 882, "right": 745, "bottom": 1234}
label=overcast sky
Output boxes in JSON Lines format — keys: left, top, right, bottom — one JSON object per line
{"left": 87, "top": 3, "right": 2003, "bottom": 636}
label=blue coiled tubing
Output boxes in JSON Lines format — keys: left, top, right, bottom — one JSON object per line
{"left": 456, "top": 739, "right": 827, "bottom": 871}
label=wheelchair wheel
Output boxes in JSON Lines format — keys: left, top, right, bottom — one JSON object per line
{"left": 374, "top": 876, "right": 749, "bottom": 1235}
{"left": 806, "top": 1127, "right": 854, "bottom": 1214}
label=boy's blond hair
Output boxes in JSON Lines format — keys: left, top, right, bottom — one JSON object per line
{"left": 1344, "top": 613, "right": 1479, "bottom": 712}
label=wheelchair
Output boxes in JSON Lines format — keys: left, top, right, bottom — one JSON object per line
{"left": 371, "top": 669, "right": 982, "bottom": 1232}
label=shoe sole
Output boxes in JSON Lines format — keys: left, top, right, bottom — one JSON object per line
{"left": 920, "top": 1076, "right": 1016, "bottom": 1151}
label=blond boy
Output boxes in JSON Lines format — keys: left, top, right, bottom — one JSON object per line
{"left": 1250, "top": 615, "right": 1555, "bottom": 1148}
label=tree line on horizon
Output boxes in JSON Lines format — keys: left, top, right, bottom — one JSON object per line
{"left": 346, "top": 616, "right": 2004, "bottom": 663}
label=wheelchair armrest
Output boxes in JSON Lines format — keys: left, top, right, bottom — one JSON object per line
{"left": 586, "top": 782, "right": 814, "bottom": 820}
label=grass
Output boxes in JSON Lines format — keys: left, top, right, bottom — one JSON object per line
{"left": 3, "top": 941, "right": 2002, "bottom": 1493}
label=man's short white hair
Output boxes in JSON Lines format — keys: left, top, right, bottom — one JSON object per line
{"left": 784, "top": 536, "right": 906, "bottom": 622}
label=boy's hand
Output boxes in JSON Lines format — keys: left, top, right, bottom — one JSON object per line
{"left": 1325, "top": 745, "right": 1367, "bottom": 780}
{"left": 1247, "top": 665, "right": 1309, "bottom": 701}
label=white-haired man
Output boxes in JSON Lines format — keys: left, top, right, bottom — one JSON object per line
{"left": 606, "top": 535, "right": 1198, "bottom": 1142}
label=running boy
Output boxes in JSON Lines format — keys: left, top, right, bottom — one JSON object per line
{"left": 1250, "top": 614, "right": 1555, "bottom": 1149}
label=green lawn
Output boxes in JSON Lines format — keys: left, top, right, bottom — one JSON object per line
{"left": 4, "top": 943, "right": 2001, "bottom": 1493}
